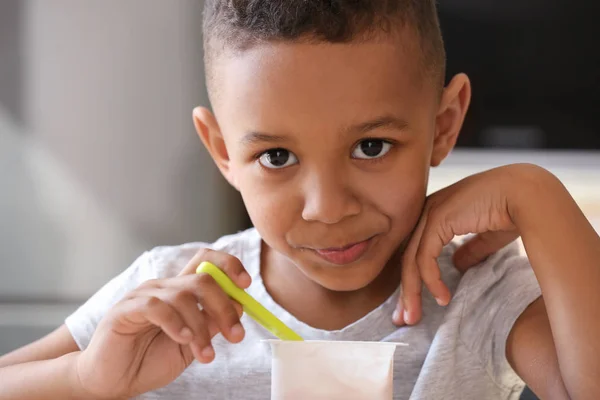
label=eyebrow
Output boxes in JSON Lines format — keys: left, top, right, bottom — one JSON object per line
{"left": 239, "top": 115, "right": 410, "bottom": 145}
{"left": 240, "top": 132, "right": 290, "bottom": 146}
{"left": 347, "top": 115, "right": 410, "bottom": 136}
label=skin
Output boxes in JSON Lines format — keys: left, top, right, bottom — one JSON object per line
{"left": 1, "top": 31, "right": 598, "bottom": 399}
{"left": 197, "top": 38, "right": 466, "bottom": 330}
{"left": 399, "top": 164, "right": 600, "bottom": 399}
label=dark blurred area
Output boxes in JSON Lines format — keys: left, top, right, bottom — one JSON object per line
{"left": 439, "top": 0, "right": 600, "bottom": 149}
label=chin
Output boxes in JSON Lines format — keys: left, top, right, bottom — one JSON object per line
{"left": 319, "top": 280, "right": 372, "bottom": 292}
{"left": 309, "top": 265, "right": 384, "bottom": 292}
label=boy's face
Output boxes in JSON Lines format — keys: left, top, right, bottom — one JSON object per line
{"left": 197, "top": 36, "right": 470, "bottom": 292}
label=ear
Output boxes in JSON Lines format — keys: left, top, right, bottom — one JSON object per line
{"left": 193, "top": 107, "right": 238, "bottom": 189}
{"left": 431, "top": 73, "right": 472, "bottom": 167}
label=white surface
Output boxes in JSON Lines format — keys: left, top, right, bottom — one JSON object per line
{"left": 430, "top": 150, "right": 600, "bottom": 232}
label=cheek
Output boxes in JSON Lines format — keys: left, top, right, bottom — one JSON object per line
{"left": 237, "top": 171, "right": 297, "bottom": 243}
{"left": 380, "top": 179, "right": 426, "bottom": 230}
{"left": 364, "top": 154, "right": 429, "bottom": 234}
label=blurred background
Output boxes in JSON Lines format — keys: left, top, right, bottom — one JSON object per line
{"left": 0, "top": 1, "right": 598, "bottom": 394}
{"left": 0, "top": 0, "right": 249, "bottom": 355}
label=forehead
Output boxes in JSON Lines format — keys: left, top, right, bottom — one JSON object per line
{"left": 210, "top": 36, "right": 438, "bottom": 138}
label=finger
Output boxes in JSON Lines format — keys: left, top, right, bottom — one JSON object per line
{"left": 190, "top": 339, "right": 215, "bottom": 363}
{"left": 453, "top": 231, "right": 519, "bottom": 272}
{"left": 121, "top": 296, "right": 193, "bottom": 345}
{"left": 205, "top": 311, "right": 220, "bottom": 337}
{"left": 401, "top": 211, "right": 428, "bottom": 325}
{"left": 188, "top": 309, "right": 221, "bottom": 363}
{"left": 179, "top": 248, "right": 252, "bottom": 289}
{"left": 415, "top": 209, "right": 453, "bottom": 308}
{"left": 189, "top": 309, "right": 227, "bottom": 363}
{"left": 140, "top": 275, "right": 245, "bottom": 343}
{"left": 193, "top": 273, "right": 245, "bottom": 343}
{"left": 232, "top": 301, "right": 243, "bottom": 319}
{"left": 138, "top": 288, "right": 215, "bottom": 361}
{"left": 135, "top": 288, "right": 234, "bottom": 364}
{"left": 392, "top": 296, "right": 406, "bottom": 327}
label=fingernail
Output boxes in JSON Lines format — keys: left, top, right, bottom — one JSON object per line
{"left": 230, "top": 323, "right": 245, "bottom": 339}
{"left": 180, "top": 327, "right": 193, "bottom": 339}
{"left": 392, "top": 308, "right": 401, "bottom": 323}
{"left": 403, "top": 310, "right": 410, "bottom": 324}
{"left": 435, "top": 297, "right": 447, "bottom": 306}
{"left": 238, "top": 271, "right": 251, "bottom": 286}
{"left": 202, "top": 346, "right": 215, "bottom": 359}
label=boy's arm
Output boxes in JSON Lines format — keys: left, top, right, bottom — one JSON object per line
{"left": 0, "top": 325, "right": 78, "bottom": 368}
{"left": 507, "top": 298, "right": 570, "bottom": 399}
{"left": 0, "top": 352, "right": 96, "bottom": 400}
{"left": 0, "top": 325, "right": 94, "bottom": 399}
{"left": 508, "top": 168, "right": 600, "bottom": 399}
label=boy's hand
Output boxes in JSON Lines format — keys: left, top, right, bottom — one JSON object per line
{"left": 75, "top": 249, "right": 251, "bottom": 399}
{"left": 394, "top": 164, "right": 529, "bottom": 326}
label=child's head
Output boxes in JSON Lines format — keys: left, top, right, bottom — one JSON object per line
{"left": 195, "top": 0, "right": 471, "bottom": 292}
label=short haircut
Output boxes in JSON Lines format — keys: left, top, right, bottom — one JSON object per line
{"left": 203, "top": 0, "right": 446, "bottom": 97}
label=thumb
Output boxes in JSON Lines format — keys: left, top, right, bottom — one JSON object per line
{"left": 453, "top": 231, "right": 519, "bottom": 272}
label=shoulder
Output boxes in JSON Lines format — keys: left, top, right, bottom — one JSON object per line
{"left": 145, "top": 228, "right": 261, "bottom": 278}
{"left": 451, "top": 239, "right": 541, "bottom": 388}
{"left": 453, "top": 238, "right": 538, "bottom": 320}
{"left": 458, "top": 239, "right": 530, "bottom": 295}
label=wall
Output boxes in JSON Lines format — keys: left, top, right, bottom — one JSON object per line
{"left": 0, "top": 0, "right": 246, "bottom": 354}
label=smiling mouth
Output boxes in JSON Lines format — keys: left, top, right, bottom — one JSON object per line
{"left": 310, "top": 237, "right": 375, "bottom": 265}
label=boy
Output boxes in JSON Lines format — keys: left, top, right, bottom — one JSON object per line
{"left": 1, "top": 0, "right": 599, "bottom": 399}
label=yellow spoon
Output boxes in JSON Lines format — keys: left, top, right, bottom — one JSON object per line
{"left": 196, "top": 261, "right": 303, "bottom": 341}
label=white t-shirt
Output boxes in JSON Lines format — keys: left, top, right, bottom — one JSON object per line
{"left": 65, "top": 228, "right": 541, "bottom": 399}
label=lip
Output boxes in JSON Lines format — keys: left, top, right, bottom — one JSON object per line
{"left": 311, "top": 237, "right": 374, "bottom": 265}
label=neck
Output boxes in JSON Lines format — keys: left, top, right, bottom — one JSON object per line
{"left": 261, "top": 241, "right": 404, "bottom": 330}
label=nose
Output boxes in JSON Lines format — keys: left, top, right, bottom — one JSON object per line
{"left": 301, "top": 169, "right": 361, "bottom": 224}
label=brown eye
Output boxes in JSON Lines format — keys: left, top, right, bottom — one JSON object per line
{"left": 258, "top": 148, "right": 298, "bottom": 169}
{"left": 352, "top": 139, "right": 392, "bottom": 159}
